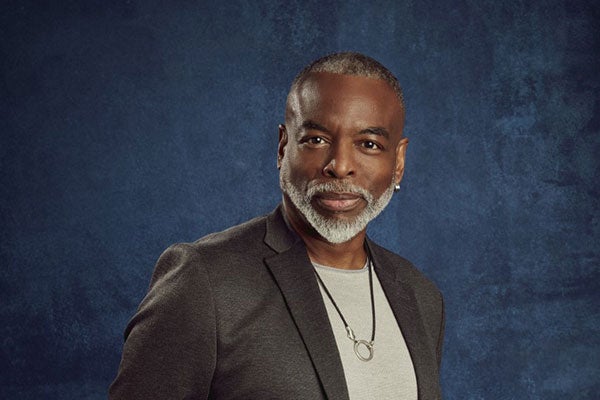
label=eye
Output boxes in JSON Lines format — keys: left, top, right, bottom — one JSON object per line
{"left": 308, "top": 137, "right": 326, "bottom": 145}
{"left": 301, "top": 136, "right": 329, "bottom": 147}
{"left": 361, "top": 140, "right": 382, "bottom": 151}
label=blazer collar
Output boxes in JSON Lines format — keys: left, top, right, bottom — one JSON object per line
{"left": 263, "top": 206, "right": 440, "bottom": 399}
{"left": 264, "top": 204, "right": 300, "bottom": 253}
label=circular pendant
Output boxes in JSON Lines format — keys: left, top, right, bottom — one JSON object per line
{"left": 353, "top": 339, "right": 374, "bottom": 362}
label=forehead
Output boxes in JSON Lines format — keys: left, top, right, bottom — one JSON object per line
{"left": 290, "top": 72, "right": 404, "bottom": 134}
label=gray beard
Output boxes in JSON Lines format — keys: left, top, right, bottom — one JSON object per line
{"left": 280, "top": 168, "right": 395, "bottom": 244}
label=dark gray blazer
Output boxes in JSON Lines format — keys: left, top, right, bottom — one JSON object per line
{"left": 110, "top": 205, "right": 444, "bottom": 399}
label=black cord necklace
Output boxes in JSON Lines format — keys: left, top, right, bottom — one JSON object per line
{"left": 313, "top": 246, "right": 376, "bottom": 362}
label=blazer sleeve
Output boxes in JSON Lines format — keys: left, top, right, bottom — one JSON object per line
{"left": 109, "top": 244, "right": 217, "bottom": 400}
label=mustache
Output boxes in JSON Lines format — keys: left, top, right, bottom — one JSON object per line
{"left": 305, "top": 181, "right": 373, "bottom": 202}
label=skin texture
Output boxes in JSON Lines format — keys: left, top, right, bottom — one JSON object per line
{"left": 278, "top": 72, "right": 408, "bottom": 269}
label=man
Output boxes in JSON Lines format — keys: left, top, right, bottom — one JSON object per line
{"left": 110, "top": 52, "right": 444, "bottom": 399}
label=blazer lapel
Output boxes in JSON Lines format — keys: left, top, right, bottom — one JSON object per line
{"left": 368, "top": 240, "right": 442, "bottom": 400}
{"left": 263, "top": 207, "right": 350, "bottom": 400}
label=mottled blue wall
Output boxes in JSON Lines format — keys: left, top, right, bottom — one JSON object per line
{"left": 1, "top": 1, "right": 598, "bottom": 399}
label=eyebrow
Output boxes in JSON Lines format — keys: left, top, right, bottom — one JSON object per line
{"left": 300, "top": 120, "right": 390, "bottom": 139}
{"left": 301, "top": 120, "right": 330, "bottom": 133}
{"left": 358, "top": 126, "right": 390, "bottom": 139}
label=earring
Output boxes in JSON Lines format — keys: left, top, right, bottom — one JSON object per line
{"left": 394, "top": 183, "right": 401, "bottom": 192}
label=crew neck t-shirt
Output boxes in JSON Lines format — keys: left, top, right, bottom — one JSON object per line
{"left": 313, "top": 261, "right": 417, "bottom": 400}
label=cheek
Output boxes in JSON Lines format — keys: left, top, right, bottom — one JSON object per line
{"left": 368, "top": 176, "right": 393, "bottom": 196}
{"left": 287, "top": 150, "right": 325, "bottom": 176}
{"left": 358, "top": 160, "right": 395, "bottom": 193}
{"left": 281, "top": 154, "right": 315, "bottom": 187}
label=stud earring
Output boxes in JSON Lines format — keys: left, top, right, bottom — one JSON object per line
{"left": 394, "top": 183, "right": 401, "bottom": 192}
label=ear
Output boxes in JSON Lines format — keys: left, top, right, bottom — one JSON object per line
{"left": 277, "top": 124, "right": 288, "bottom": 169}
{"left": 393, "top": 136, "right": 409, "bottom": 185}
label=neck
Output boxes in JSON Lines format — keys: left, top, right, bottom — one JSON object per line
{"left": 305, "top": 235, "right": 368, "bottom": 270}
{"left": 282, "top": 200, "right": 368, "bottom": 270}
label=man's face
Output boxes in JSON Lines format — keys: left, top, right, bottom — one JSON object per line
{"left": 278, "top": 72, "right": 408, "bottom": 244}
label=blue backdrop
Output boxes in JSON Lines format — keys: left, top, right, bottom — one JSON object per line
{"left": 2, "top": 1, "right": 598, "bottom": 398}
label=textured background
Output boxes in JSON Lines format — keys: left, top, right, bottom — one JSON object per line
{"left": 1, "top": 1, "right": 598, "bottom": 399}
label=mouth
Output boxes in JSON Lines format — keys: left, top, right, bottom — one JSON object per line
{"left": 313, "top": 192, "right": 364, "bottom": 213}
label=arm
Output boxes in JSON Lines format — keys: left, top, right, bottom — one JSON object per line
{"left": 109, "top": 244, "right": 217, "bottom": 400}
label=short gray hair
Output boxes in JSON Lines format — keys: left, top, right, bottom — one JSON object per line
{"left": 289, "top": 52, "right": 404, "bottom": 109}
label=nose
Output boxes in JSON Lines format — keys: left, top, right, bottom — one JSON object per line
{"left": 322, "top": 142, "right": 355, "bottom": 179}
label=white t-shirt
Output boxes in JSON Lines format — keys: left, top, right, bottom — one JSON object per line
{"left": 313, "top": 261, "right": 417, "bottom": 400}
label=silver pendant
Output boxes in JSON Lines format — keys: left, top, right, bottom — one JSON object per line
{"left": 346, "top": 327, "right": 374, "bottom": 362}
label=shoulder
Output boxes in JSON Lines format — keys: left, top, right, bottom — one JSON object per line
{"left": 193, "top": 213, "right": 269, "bottom": 250}
{"left": 167, "top": 212, "right": 270, "bottom": 259}
{"left": 150, "top": 213, "right": 271, "bottom": 285}
{"left": 371, "top": 242, "right": 441, "bottom": 293}
{"left": 369, "top": 241, "right": 445, "bottom": 360}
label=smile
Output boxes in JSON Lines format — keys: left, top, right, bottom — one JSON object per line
{"left": 313, "top": 192, "right": 363, "bottom": 213}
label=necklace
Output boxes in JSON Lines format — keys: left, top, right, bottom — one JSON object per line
{"left": 313, "top": 247, "right": 376, "bottom": 362}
